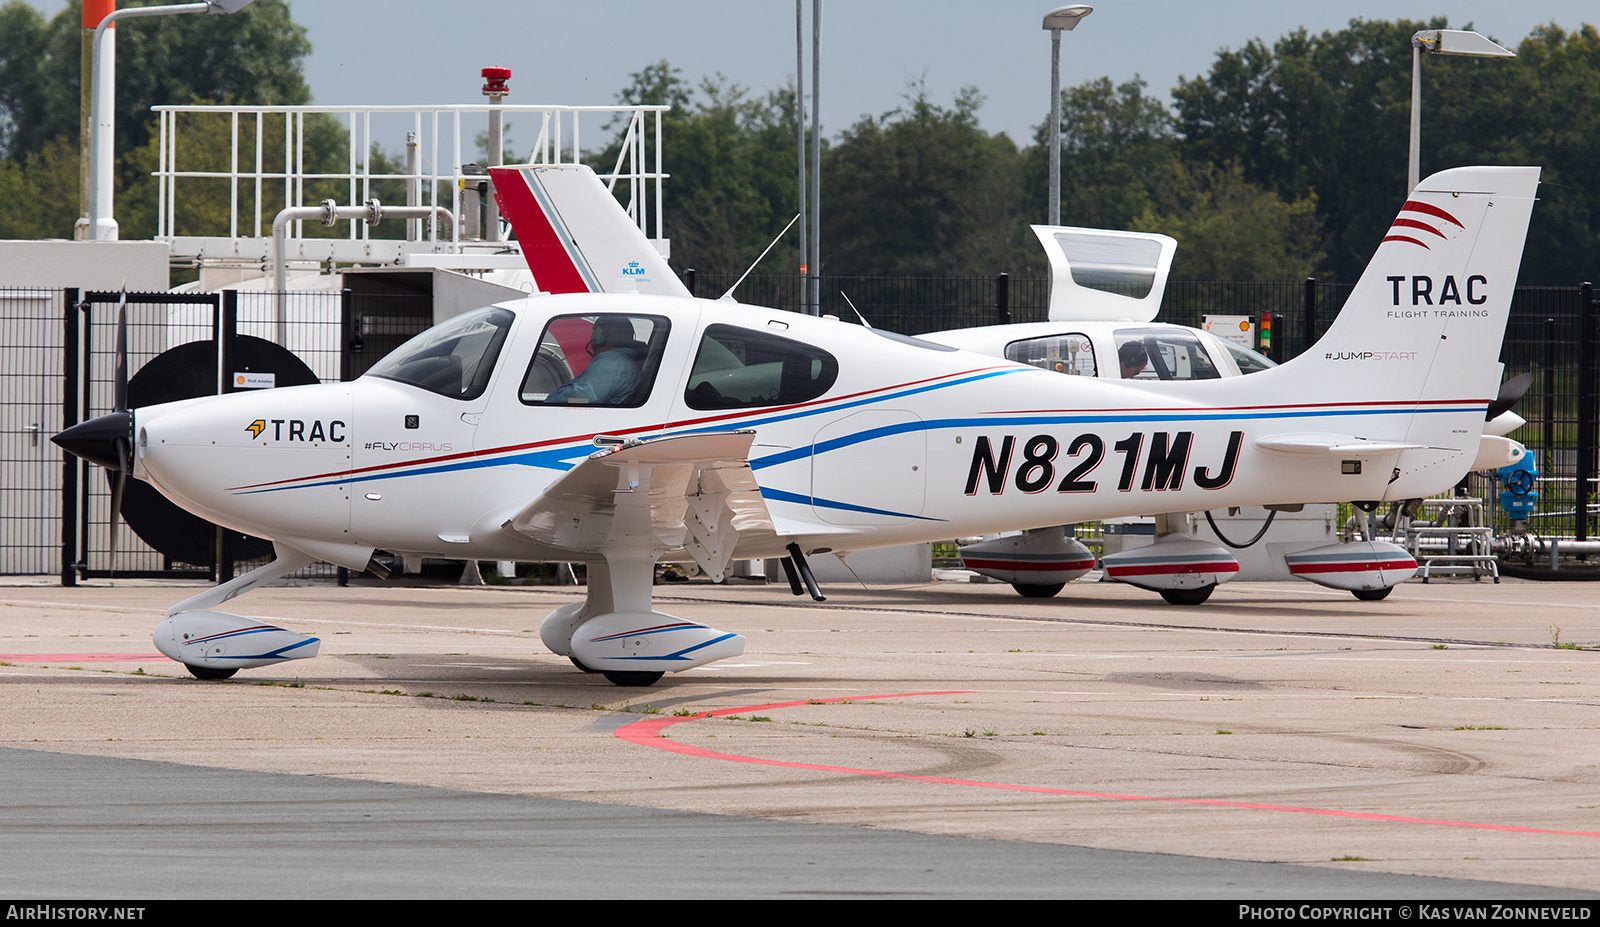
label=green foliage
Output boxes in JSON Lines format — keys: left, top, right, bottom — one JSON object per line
{"left": 1132, "top": 161, "right": 1324, "bottom": 279}
{"left": 824, "top": 85, "right": 1036, "bottom": 276}
{"left": 593, "top": 61, "right": 799, "bottom": 276}
{"left": 1034, "top": 76, "right": 1179, "bottom": 232}
{"left": 1166, "top": 17, "right": 1600, "bottom": 284}
{"left": 0, "top": 0, "right": 312, "bottom": 161}
{"left": 0, "top": 135, "right": 80, "bottom": 239}
{"left": 1172, "top": 19, "right": 1437, "bottom": 281}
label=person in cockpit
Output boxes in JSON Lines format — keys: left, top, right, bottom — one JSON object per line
{"left": 546, "top": 316, "right": 645, "bottom": 405}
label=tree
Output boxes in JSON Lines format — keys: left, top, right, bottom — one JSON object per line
{"left": 1031, "top": 76, "right": 1180, "bottom": 233}
{"left": 1425, "top": 24, "right": 1600, "bottom": 283}
{"left": 597, "top": 61, "right": 800, "bottom": 277}
{"left": 823, "top": 85, "right": 1033, "bottom": 277}
{"left": 0, "top": 136, "right": 80, "bottom": 239}
{"left": 0, "top": 0, "right": 312, "bottom": 161}
{"left": 1131, "top": 161, "right": 1324, "bottom": 280}
{"left": 0, "top": 0, "right": 316, "bottom": 240}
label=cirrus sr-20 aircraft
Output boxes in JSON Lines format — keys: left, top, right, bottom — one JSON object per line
{"left": 55, "top": 165, "right": 1540, "bottom": 686}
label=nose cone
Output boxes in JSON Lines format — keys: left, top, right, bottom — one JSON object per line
{"left": 53, "top": 411, "right": 133, "bottom": 470}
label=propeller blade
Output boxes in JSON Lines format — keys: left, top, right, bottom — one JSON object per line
{"left": 109, "top": 436, "right": 128, "bottom": 576}
{"left": 113, "top": 294, "right": 128, "bottom": 413}
{"left": 1486, "top": 372, "right": 1534, "bottom": 422}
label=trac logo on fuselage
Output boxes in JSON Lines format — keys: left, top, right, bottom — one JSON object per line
{"left": 246, "top": 418, "right": 346, "bottom": 443}
{"left": 964, "top": 430, "right": 1244, "bottom": 496}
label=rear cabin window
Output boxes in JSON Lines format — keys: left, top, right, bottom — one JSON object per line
{"left": 1223, "top": 340, "right": 1277, "bottom": 375}
{"left": 684, "top": 324, "right": 839, "bottom": 410}
{"left": 1004, "top": 334, "right": 1097, "bottom": 377}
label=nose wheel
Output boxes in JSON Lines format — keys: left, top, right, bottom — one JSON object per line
{"left": 602, "top": 671, "right": 664, "bottom": 687}
{"left": 185, "top": 664, "right": 238, "bottom": 680}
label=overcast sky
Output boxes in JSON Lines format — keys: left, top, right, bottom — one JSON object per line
{"left": 28, "top": 1, "right": 1600, "bottom": 142}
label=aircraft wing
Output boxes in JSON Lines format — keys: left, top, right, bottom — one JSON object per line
{"left": 500, "top": 430, "right": 778, "bottom": 580}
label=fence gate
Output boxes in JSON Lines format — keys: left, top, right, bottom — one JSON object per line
{"left": 0, "top": 289, "right": 68, "bottom": 575}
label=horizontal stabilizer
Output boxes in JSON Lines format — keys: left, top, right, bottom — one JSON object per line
{"left": 1255, "top": 433, "right": 1425, "bottom": 456}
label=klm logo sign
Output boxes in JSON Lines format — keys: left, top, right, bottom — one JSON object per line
{"left": 622, "top": 262, "right": 646, "bottom": 276}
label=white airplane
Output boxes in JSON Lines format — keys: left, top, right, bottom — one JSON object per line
{"left": 55, "top": 165, "right": 1540, "bottom": 685}
{"left": 488, "top": 162, "right": 1529, "bottom": 604}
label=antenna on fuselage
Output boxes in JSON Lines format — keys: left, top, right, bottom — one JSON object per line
{"left": 839, "top": 291, "right": 872, "bottom": 329}
{"left": 719, "top": 213, "right": 801, "bottom": 301}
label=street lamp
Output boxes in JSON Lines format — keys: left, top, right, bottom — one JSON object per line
{"left": 1044, "top": 5, "right": 1091, "bottom": 226}
{"left": 86, "top": 0, "right": 257, "bottom": 241}
{"left": 1408, "top": 28, "right": 1514, "bottom": 194}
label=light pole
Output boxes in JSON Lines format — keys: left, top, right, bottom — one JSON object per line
{"left": 1044, "top": 5, "right": 1091, "bottom": 226}
{"left": 1408, "top": 28, "right": 1514, "bottom": 194}
{"left": 86, "top": 0, "right": 256, "bottom": 241}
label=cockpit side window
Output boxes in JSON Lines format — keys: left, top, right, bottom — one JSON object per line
{"left": 684, "top": 324, "right": 839, "bottom": 410}
{"left": 520, "top": 313, "right": 671, "bottom": 408}
{"left": 365, "top": 306, "right": 513, "bottom": 400}
{"left": 1112, "top": 328, "right": 1221, "bottom": 381}
{"left": 1004, "top": 334, "right": 1097, "bottom": 377}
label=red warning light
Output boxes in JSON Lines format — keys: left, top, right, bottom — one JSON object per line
{"left": 482, "top": 67, "right": 511, "bottom": 98}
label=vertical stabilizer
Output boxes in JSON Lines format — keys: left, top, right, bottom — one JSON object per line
{"left": 490, "top": 164, "right": 690, "bottom": 298}
{"left": 1247, "top": 166, "right": 1540, "bottom": 499}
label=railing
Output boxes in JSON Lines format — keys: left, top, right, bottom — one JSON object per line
{"left": 151, "top": 102, "right": 669, "bottom": 264}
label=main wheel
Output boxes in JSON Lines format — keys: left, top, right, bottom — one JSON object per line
{"left": 1159, "top": 585, "right": 1215, "bottom": 606}
{"left": 1012, "top": 582, "right": 1066, "bottom": 599}
{"left": 1353, "top": 586, "right": 1394, "bottom": 601}
{"left": 602, "top": 670, "right": 664, "bottom": 687}
{"left": 185, "top": 664, "right": 237, "bottom": 680}
{"left": 569, "top": 656, "right": 599, "bottom": 673}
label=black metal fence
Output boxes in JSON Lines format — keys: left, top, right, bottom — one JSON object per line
{"left": 1, "top": 277, "right": 1595, "bottom": 577}
{"left": 0, "top": 289, "right": 68, "bottom": 575}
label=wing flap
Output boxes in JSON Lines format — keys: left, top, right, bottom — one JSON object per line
{"left": 501, "top": 431, "right": 779, "bottom": 578}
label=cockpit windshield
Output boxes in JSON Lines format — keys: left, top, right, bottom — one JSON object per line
{"left": 366, "top": 306, "right": 514, "bottom": 400}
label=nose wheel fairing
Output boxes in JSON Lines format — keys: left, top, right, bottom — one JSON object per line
{"left": 154, "top": 610, "right": 321, "bottom": 671}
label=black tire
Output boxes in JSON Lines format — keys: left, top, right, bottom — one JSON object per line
{"left": 602, "top": 670, "right": 664, "bottom": 687}
{"left": 1012, "top": 582, "right": 1066, "bottom": 599}
{"left": 569, "top": 656, "right": 599, "bottom": 674}
{"left": 1353, "top": 586, "right": 1394, "bottom": 601}
{"left": 186, "top": 664, "right": 237, "bottom": 680}
{"left": 1159, "top": 585, "right": 1215, "bottom": 606}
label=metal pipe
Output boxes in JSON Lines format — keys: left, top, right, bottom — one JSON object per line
{"left": 1049, "top": 28, "right": 1061, "bottom": 227}
{"left": 271, "top": 201, "right": 452, "bottom": 342}
{"left": 1408, "top": 40, "right": 1422, "bottom": 194}
{"left": 809, "top": 0, "right": 821, "bottom": 316}
{"left": 89, "top": 3, "right": 213, "bottom": 241}
{"left": 795, "top": 0, "right": 807, "bottom": 286}
{"left": 1495, "top": 534, "right": 1600, "bottom": 556}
